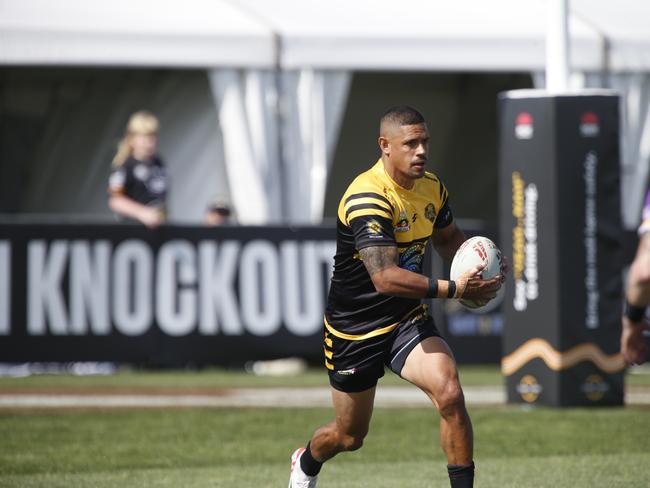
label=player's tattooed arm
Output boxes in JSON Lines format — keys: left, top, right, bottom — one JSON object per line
{"left": 359, "top": 245, "right": 430, "bottom": 298}
{"left": 359, "top": 246, "right": 399, "bottom": 276}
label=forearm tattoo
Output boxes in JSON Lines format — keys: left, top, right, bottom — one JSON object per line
{"left": 359, "top": 246, "right": 398, "bottom": 276}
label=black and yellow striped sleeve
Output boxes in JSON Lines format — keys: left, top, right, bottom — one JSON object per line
{"left": 338, "top": 191, "right": 395, "bottom": 250}
{"left": 350, "top": 214, "right": 395, "bottom": 250}
{"left": 340, "top": 192, "right": 393, "bottom": 226}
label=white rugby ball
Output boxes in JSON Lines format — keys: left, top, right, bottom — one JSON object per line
{"left": 449, "top": 236, "right": 504, "bottom": 311}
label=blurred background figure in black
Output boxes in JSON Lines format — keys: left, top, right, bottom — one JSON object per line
{"left": 107, "top": 110, "right": 169, "bottom": 228}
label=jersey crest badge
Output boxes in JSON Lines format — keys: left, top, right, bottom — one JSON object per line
{"left": 425, "top": 203, "right": 436, "bottom": 222}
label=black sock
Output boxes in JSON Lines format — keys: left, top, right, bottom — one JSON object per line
{"left": 299, "top": 442, "right": 323, "bottom": 477}
{"left": 447, "top": 461, "right": 475, "bottom": 488}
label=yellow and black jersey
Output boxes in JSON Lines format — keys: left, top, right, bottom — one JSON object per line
{"left": 325, "top": 159, "right": 453, "bottom": 338}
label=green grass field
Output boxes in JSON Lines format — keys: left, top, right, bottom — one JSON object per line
{"left": 1, "top": 366, "right": 649, "bottom": 487}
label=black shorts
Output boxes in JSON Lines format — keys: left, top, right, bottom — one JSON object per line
{"left": 324, "top": 305, "right": 442, "bottom": 393}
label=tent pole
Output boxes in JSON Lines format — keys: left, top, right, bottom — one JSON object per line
{"left": 546, "top": 0, "right": 570, "bottom": 93}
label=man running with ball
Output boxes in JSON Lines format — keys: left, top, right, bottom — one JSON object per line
{"left": 288, "top": 106, "right": 506, "bottom": 488}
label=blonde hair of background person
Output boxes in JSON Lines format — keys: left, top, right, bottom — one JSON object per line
{"left": 108, "top": 111, "right": 168, "bottom": 229}
{"left": 112, "top": 110, "right": 160, "bottom": 167}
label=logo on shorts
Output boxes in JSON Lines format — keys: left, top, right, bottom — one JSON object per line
{"left": 336, "top": 368, "right": 357, "bottom": 376}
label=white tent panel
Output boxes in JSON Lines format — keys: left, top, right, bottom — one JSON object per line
{"left": 208, "top": 69, "right": 272, "bottom": 225}
{"left": 573, "top": 0, "right": 650, "bottom": 72}
{"left": 239, "top": 0, "right": 602, "bottom": 72}
{"left": 0, "top": 0, "right": 275, "bottom": 68}
{"left": 4, "top": 0, "right": 650, "bottom": 225}
{"left": 3, "top": 0, "right": 650, "bottom": 72}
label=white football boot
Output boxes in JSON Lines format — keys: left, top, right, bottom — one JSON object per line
{"left": 288, "top": 447, "right": 318, "bottom": 488}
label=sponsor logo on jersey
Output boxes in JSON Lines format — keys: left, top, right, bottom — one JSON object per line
{"left": 515, "top": 112, "right": 534, "bottom": 140}
{"left": 134, "top": 163, "right": 150, "bottom": 181}
{"left": 395, "top": 211, "right": 410, "bottom": 232}
{"left": 425, "top": 203, "right": 436, "bottom": 222}
{"left": 579, "top": 111, "right": 600, "bottom": 137}
{"left": 399, "top": 244, "right": 425, "bottom": 272}
{"left": 366, "top": 220, "right": 383, "bottom": 238}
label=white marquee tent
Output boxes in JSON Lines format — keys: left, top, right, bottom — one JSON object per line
{"left": 1, "top": 0, "right": 649, "bottom": 226}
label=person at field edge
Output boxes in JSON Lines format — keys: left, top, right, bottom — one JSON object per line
{"left": 203, "top": 197, "right": 233, "bottom": 226}
{"left": 108, "top": 110, "right": 169, "bottom": 228}
{"left": 621, "top": 188, "right": 650, "bottom": 365}
{"left": 288, "top": 106, "right": 507, "bottom": 488}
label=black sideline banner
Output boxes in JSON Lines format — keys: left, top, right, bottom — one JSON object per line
{"left": 0, "top": 222, "right": 508, "bottom": 367}
{"left": 499, "top": 90, "right": 625, "bottom": 406}
{"left": 0, "top": 224, "right": 336, "bottom": 366}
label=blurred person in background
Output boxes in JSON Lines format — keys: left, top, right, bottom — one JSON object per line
{"left": 621, "top": 188, "right": 650, "bottom": 365}
{"left": 108, "top": 110, "right": 168, "bottom": 228}
{"left": 203, "top": 197, "right": 233, "bottom": 226}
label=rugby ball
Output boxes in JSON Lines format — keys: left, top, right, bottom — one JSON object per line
{"left": 449, "top": 236, "right": 503, "bottom": 311}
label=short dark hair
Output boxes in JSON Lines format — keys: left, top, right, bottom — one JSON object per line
{"left": 380, "top": 105, "right": 425, "bottom": 130}
{"left": 207, "top": 199, "right": 231, "bottom": 216}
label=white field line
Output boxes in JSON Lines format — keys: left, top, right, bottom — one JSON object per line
{"left": 0, "top": 386, "right": 647, "bottom": 409}
{"left": 0, "top": 386, "right": 489, "bottom": 409}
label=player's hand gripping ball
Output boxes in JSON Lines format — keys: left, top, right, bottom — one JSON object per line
{"left": 450, "top": 236, "right": 504, "bottom": 311}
